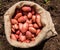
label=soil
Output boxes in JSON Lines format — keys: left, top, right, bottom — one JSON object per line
{"left": 0, "top": 0, "right": 60, "bottom": 50}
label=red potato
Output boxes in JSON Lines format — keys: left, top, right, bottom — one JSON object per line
{"left": 18, "top": 16, "right": 26, "bottom": 23}
{"left": 19, "top": 32, "right": 22, "bottom": 36}
{"left": 11, "top": 28, "right": 15, "bottom": 32}
{"left": 10, "top": 34, "right": 17, "bottom": 40}
{"left": 36, "top": 14, "right": 41, "bottom": 27}
{"left": 19, "top": 35, "right": 26, "bottom": 42}
{"left": 31, "top": 38, "right": 35, "bottom": 41}
{"left": 24, "top": 39, "right": 30, "bottom": 43}
{"left": 33, "top": 23, "right": 39, "bottom": 29}
{"left": 26, "top": 19, "right": 32, "bottom": 24}
{"left": 11, "top": 19, "right": 18, "bottom": 24}
{"left": 36, "top": 29, "right": 41, "bottom": 35}
{"left": 27, "top": 12, "right": 32, "bottom": 19}
{"left": 26, "top": 31, "right": 32, "bottom": 39}
{"left": 14, "top": 13, "right": 22, "bottom": 19}
{"left": 14, "top": 24, "right": 18, "bottom": 29}
{"left": 12, "top": 24, "right": 18, "bottom": 30}
{"left": 15, "top": 34, "right": 19, "bottom": 39}
{"left": 31, "top": 10, "right": 35, "bottom": 15}
{"left": 12, "top": 25, "right": 15, "bottom": 29}
{"left": 29, "top": 27, "right": 36, "bottom": 33}
{"left": 16, "top": 30, "right": 20, "bottom": 35}
{"left": 19, "top": 23, "right": 23, "bottom": 32}
{"left": 22, "top": 6, "right": 31, "bottom": 12}
{"left": 23, "top": 15, "right": 28, "bottom": 21}
{"left": 32, "top": 34, "right": 35, "bottom": 38}
{"left": 22, "top": 23, "right": 29, "bottom": 33}
{"left": 24, "top": 15, "right": 27, "bottom": 19}
{"left": 32, "top": 15, "right": 36, "bottom": 22}
{"left": 29, "top": 24, "right": 33, "bottom": 27}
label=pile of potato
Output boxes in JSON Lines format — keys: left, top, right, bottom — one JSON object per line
{"left": 10, "top": 5, "right": 42, "bottom": 43}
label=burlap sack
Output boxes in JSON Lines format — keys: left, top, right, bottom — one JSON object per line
{"left": 4, "top": 1, "right": 57, "bottom": 48}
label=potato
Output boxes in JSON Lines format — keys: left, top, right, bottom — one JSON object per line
{"left": 15, "top": 34, "right": 19, "bottom": 39}
{"left": 10, "top": 34, "right": 17, "bottom": 40}
{"left": 11, "top": 19, "right": 18, "bottom": 24}
{"left": 19, "top": 32, "right": 22, "bottom": 36}
{"left": 26, "top": 31, "right": 32, "bottom": 39}
{"left": 14, "top": 13, "right": 22, "bottom": 19}
{"left": 36, "top": 14, "right": 41, "bottom": 27}
{"left": 36, "top": 29, "right": 41, "bottom": 35}
{"left": 22, "top": 23, "right": 29, "bottom": 33}
{"left": 14, "top": 24, "right": 18, "bottom": 29}
{"left": 18, "top": 16, "right": 26, "bottom": 23}
{"left": 26, "top": 19, "right": 32, "bottom": 24}
{"left": 19, "top": 35, "right": 26, "bottom": 42}
{"left": 29, "top": 27, "right": 36, "bottom": 33}
{"left": 32, "top": 34, "right": 35, "bottom": 38}
{"left": 31, "top": 10, "right": 35, "bottom": 15}
{"left": 24, "top": 39, "right": 30, "bottom": 43}
{"left": 27, "top": 12, "right": 32, "bottom": 19}
{"left": 31, "top": 38, "right": 35, "bottom": 41}
{"left": 19, "top": 23, "right": 23, "bottom": 32}
{"left": 12, "top": 24, "right": 18, "bottom": 30}
{"left": 29, "top": 24, "right": 33, "bottom": 27}
{"left": 12, "top": 25, "right": 15, "bottom": 29}
{"left": 22, "top": 6, "right": 31, "bottom": 12}
{"left": 24, "top": 15, "right": 28, "bottom": 20}
{"left": 16, "top": 30, "right": 20, "bottom": 35}
{"left": 32, "top": 15, "right": 36, "bottom": 22}
{"left": 33, "top": 23, "right": 39, "bottom": 29}
{"left": 11, "top": 28, "right": 15, "bottom": 32}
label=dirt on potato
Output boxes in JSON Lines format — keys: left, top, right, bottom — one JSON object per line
{"left": 0, "top": 0, "right": 60, "bottom": 50}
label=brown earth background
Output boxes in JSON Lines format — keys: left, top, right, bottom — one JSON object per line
{"left": 0, "top": 0, "right": 60, "bottom": 50}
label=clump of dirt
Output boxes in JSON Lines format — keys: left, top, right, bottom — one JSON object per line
{"left": 0, "top": 0, "right": 60, "bottom": 50}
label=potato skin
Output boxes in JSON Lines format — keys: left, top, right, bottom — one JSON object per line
{"left": 26, "top": 31, "right": 32, "bottom": 39}
{"left": 27, "top": 12, "right": 32, "bottom": 19}
{"left": 36, "top": 29, "right": 41, "bottom": 35}
{"left": 29, "top": 27, "right": 36, "bottom": 33}
{"left": 11, "top": 19, "right": 18, "bottom": 24}
{"left": 36, "top": 14, "right": 41, "bottom": 27}
{"left": 22, "top": 6, "right": 31, "bottom": 11}
{"left": 18, "top": 16, "right": 26, "bottom": 23}
{"left": 33, "top": 23, "right": 39, "bottom": 29}
{"left": 14, "top": 13, "right": 22, "bottom": 19}
{"left": 32, "top": 15, "right": 36, "bottom": 22}
{"left": 10, "top": 34, "right": 17, "bottom": 40}
{"left": 22, "top": 23, "right": 29, "bottom": 33}
{"left": 19, "top": 35, "right": 26, "bottom": 42}
{"left": 19, "top": 23, "right": 23, "bottom": 32}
